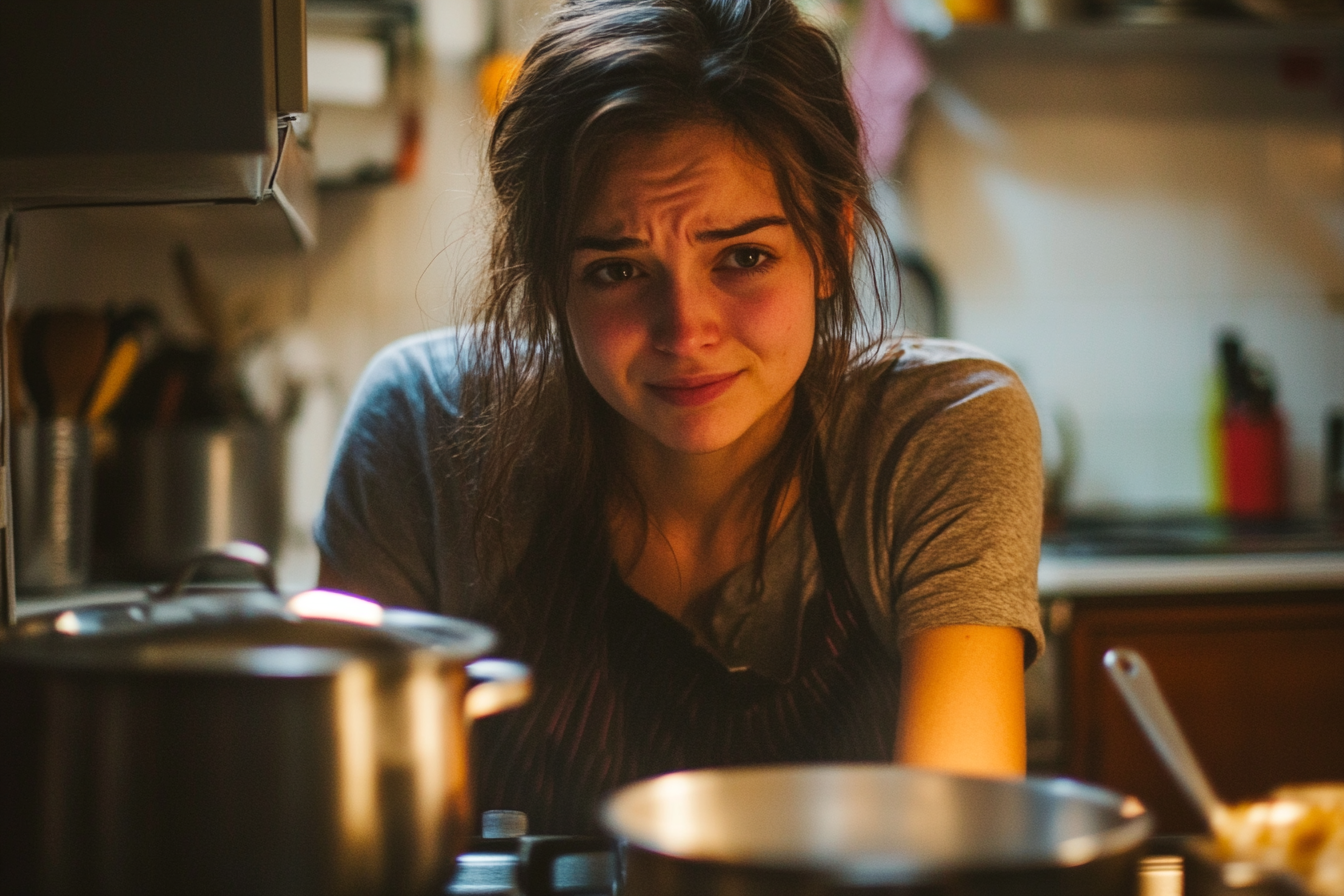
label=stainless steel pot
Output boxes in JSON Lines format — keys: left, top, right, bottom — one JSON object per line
{"left": 0, "top": 543, "right": 530, "bottom": 896}
{"left": 602, "top": 764, "right": 1152, "bottom": 895}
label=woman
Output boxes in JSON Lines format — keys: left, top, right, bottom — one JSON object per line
{"left": 316, "top": 0, "right": 1044, "bottom": 834}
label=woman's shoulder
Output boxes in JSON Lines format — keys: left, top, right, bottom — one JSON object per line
{"left": 853, "top": 335, "right": 1017, "bottom": 381}
{"left": 827, "top": 336, "right": 1045, "bottom": 665}
{"left": 349, "top": 325, "right": 481, "bottom": 420}
{"left": 836, "top": 336, "right": 1035, "bottom": 431}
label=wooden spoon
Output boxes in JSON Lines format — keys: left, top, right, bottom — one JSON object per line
{"left": 43, "top": 311, "right": 109, "bottom": 419}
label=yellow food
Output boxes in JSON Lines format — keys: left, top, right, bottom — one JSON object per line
{"left": 1215, "top": 785, "right": 1344, "bottom": 896}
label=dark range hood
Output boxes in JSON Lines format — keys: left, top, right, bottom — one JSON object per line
{"left": 0, "top": 0, "right": 312, "bottom": 244}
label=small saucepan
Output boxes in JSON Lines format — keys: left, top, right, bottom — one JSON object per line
{"left": 0, "top": 542, "right": 529, "bottom": 896}
{"left": 601, "top": 763, "right": 1152, "bottom": 895}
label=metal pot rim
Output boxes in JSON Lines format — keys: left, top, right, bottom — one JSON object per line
{"left": 0, "top": 590, "right": 498, "bottom": 677}
{"left": 601, "top": 763, "right": 1153, "bottom": 882}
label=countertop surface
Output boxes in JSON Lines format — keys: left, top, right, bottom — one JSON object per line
{"left": 1039, "top": 515, "right": 1344, "bottom": 597}
{"left": 16, "top": 520, "right": 1344, "bottom": 611}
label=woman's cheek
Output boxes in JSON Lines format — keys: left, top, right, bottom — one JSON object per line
{"left": 569, "top": 296, "right": 646, "bottom": 387}
{"left": 734, "top": 287, "right": 815, "bottom": 359}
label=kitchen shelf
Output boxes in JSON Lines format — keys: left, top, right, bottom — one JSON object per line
{"left": 924, "top": 19, "right": 1344, "bottom": 58}
{"left": 306, "top": 0, "right": 422, "bottom": 190}
{"left": 3, "top": 123, "right": 317, "bottom": 253}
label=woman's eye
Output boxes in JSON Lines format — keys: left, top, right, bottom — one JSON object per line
{"left": 589, "top": 261, "right": 638, "bottom": 285}
{"left": 724, "top": 247, "right": 769, "bottom": 270}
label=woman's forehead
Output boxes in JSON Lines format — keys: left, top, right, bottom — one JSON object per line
{"left": 576, "top": 122, "right": 784, "bottom": 238}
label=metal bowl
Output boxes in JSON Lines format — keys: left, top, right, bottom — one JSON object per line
{"left": 602, "top": 763, "right": 1152, "bottom": 895}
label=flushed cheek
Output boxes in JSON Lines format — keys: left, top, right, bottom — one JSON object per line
{"left": 733, "top": 297, "right": 814, "bottom": 368}
{"left": 568, "top": 304, "right": 647, "bottom": 395}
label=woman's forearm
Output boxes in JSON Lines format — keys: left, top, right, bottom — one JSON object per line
{"left": 894, "top": 624, "right": 1027, "bottom": 778}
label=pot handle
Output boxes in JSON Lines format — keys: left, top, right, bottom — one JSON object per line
{"left": 464, "top": 659, "right": 532, "bottom": 720}
{"left": 152, "top": 540, "right": 277, "bottom": 600}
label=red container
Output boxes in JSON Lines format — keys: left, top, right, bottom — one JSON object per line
{"left": 1221, "top": 406, "right": 1286, "bottom": 518}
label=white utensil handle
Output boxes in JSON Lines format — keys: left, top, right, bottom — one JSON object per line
{"left": 1103, "top": 647, "right": 1223, "bottom": 823}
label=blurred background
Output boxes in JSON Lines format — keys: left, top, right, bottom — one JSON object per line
{"left": 4, "top": 0, "right": 1344, "bottom": 830}
{"left": 4, "top": 0, "right": 1344, "bottom": 584}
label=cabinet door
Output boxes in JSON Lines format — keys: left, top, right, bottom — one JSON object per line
{"left": 1067, "top": 592, "right": 1344, "bottom": 834}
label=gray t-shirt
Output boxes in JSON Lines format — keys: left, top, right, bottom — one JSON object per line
{"left": 315, "top": 327, "right": 1045, "bottom": 679}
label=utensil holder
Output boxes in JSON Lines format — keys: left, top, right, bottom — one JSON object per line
{"left": 13, "top": 419, "right": 93, "bottom": 593}
{"left": 98, "top": 424, "right": 286, "bottom": 580}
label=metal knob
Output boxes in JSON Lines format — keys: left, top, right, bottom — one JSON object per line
{"left": 481, "top": 809, "right": 528, "bottom": 839}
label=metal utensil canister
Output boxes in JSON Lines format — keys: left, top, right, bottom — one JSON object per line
{"left": 99, "top": 423, "right": 285, "bottom": 579}
{"left": 13, "top": 419, "right": 92, "bottom": 592}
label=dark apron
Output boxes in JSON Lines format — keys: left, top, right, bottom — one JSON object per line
{"left": 471, "top": 458, "right": 904, "bottom": 834}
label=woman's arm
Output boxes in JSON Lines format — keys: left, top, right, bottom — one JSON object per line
{"left": 894, "top": 624, "right": 1026, "bottom": 778}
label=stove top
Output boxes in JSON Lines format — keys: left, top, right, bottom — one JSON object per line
{"left": 443, "top": 824, "right": 1307, "bottom": 896}
{"left": 447, "top": 812, "right": 615, "bottom": 896}
{"left": 447, "top": 837, "right": 615, "bottom": 895}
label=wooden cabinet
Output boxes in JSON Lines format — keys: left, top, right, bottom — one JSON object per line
{"left": 1064, "top": 590, "right": 1344, "bottom": 834}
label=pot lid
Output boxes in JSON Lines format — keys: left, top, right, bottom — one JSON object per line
{"left": 0, "top": 589, "right": 497, "bottom": 676}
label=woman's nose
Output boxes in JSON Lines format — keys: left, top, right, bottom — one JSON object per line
{"left": 650, "top": 273, "right": 719, "bottom": 355}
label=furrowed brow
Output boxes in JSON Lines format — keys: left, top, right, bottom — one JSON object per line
{"left": 574, "top": 235, "right": 646, "bottom": 252}
{"left": 696, "top": 216, "right": 789, "bottom": 243}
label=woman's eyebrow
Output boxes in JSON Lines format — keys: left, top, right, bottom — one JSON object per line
{"left": 696, "top": 215, "right": 788, "bottom": 242}
{"left": 572, "top": 215, "right": 789, "bottom": 252}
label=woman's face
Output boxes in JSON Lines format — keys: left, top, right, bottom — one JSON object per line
{"left": 566, "top": 121, "right": 817, "bottom": 459}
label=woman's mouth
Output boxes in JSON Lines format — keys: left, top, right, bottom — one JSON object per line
{"left": 647, "top": 372, "right": 741, "bottom": 407}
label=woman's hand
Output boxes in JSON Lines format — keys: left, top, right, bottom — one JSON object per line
{"left": 894, "top": 624, "right": 1026, "bottom": 778}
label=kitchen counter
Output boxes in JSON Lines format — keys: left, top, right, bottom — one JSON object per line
{"left": 1039, "top": 550, "right": 1344, "bottom": 597}
{"left": 1038, "top": 515, "right": 1344, "bottom": 597}
{"left": 1034, "top": 515, "right": 1344, "bottom": 831}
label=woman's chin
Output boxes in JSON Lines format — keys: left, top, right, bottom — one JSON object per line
{"left": 627, "top": 397, "right": 794, "bottom": 459}
{"left": 636, "top": 430, "right": 723, "bottom": 457}
{"left": 617, "top": 412, "right": 737, "bottom": 457}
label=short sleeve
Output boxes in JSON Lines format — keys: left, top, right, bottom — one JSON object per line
{"left": 829, "top": 340, "right": 1046, "bottom": 666}
{"left": 313, "top": 329, "right": 480, "bottom": 614}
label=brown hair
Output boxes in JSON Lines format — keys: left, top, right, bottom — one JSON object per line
{"left": 464, "top": 0, "right": 895, "bottom": 593}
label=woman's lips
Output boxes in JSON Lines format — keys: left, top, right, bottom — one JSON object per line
{"left": 647, "top": 372, "right": 741, "bottom": 407}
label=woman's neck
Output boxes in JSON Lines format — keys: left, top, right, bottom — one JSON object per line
{"left": 609, "top": 398, "right": 802, "bottom": 618}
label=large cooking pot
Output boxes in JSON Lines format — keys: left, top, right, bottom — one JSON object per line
{"left": 0, "top": 542, "right": 529, "bottom": 896}
{"left": 602, "top": 764, "right": 1152, "bottom": 895}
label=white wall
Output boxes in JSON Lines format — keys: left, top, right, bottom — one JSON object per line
{"left": 903, "top": 43, "right": 1344, "bottom": 514}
